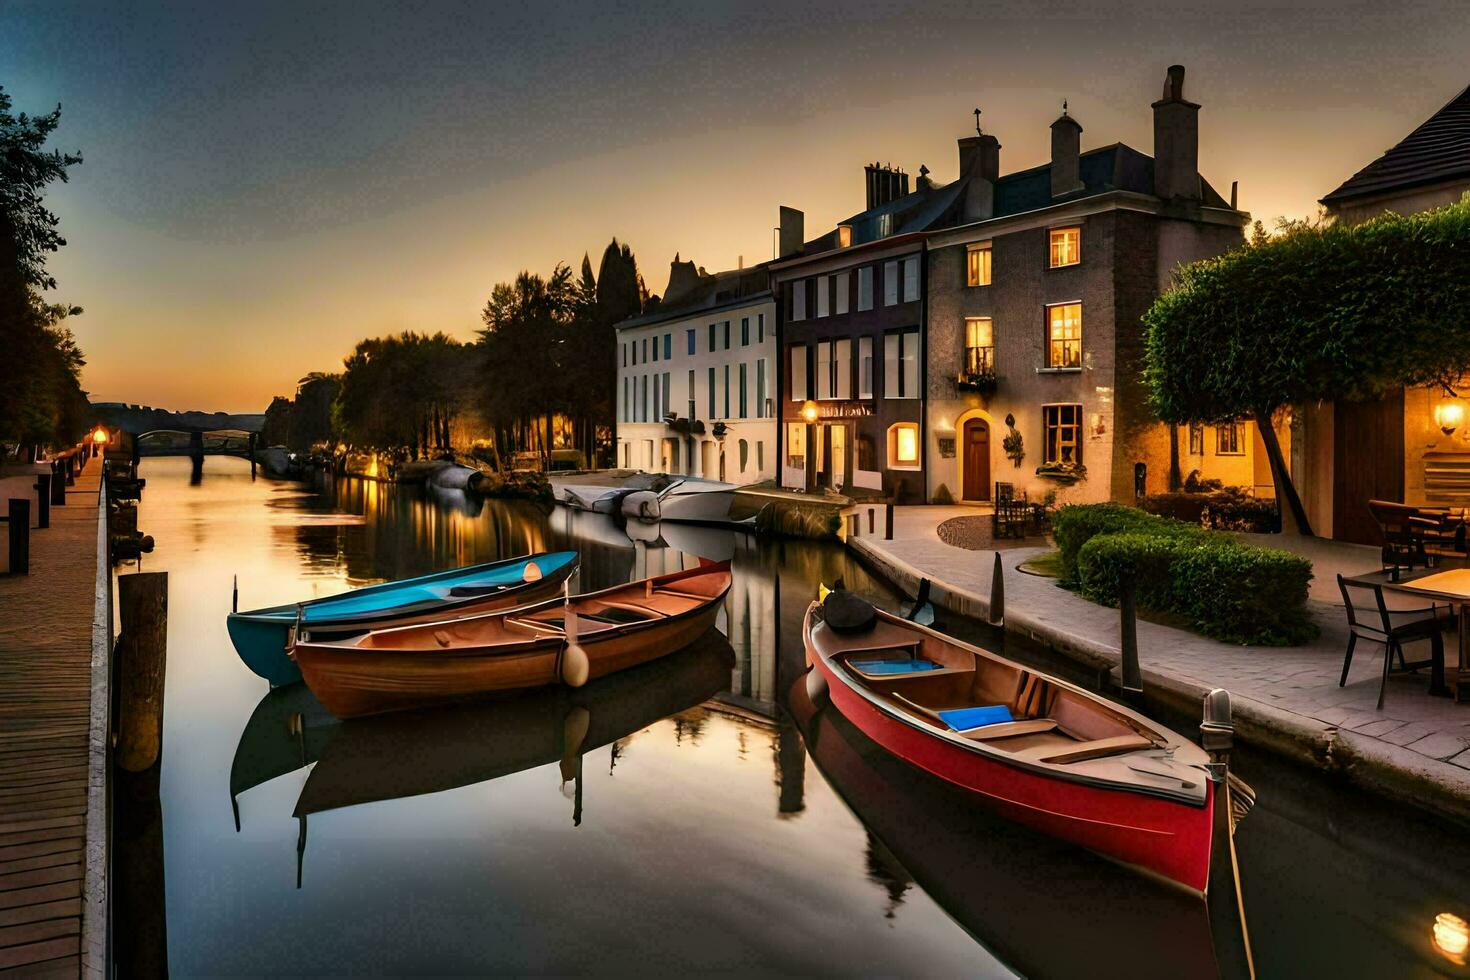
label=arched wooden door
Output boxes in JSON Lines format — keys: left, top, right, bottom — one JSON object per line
{"left": 963, "top": 419, "right": 991, "bottom": 502}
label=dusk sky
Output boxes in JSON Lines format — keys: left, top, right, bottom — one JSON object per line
{"left": 4, "top": 0, "right": 1468, "bottom": 412}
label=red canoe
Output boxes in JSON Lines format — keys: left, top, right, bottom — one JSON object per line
{"left": 804, "top": 600, "right": 1217, "bottom": 893}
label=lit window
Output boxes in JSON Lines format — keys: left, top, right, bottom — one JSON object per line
{"left": 1217, "top": 421, "right": 1245, "bottom": 455}
{"left": 967, "top": 244, "right": 992, "bottom": 287}
{"left": 964, "top": 317, "right": 993, "bottom": 376}
{"left": 888, "top": 422, "right": 920, "bottom": 469}
{"left": 1049, "top": 227, "right": 1081, "bottom": 268}
{"left": 1043, "top": 404, "right": 1082, "bottom": 464}
{"left": 1046, "top": 303, "right": 1082, "bottom": 369}
{"left": 838, "top": 224, "right": 853, "bottom": 248}
{"left": 786, "top": 422, "right": 806, "bottom": 468}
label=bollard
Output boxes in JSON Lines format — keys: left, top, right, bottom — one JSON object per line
{"left": 987, "top": 551, "right": 1005, "bottom": 627}
{"left": 117, "top": 572, "right": 168, "bottom": 771}
{"left": 34, "top": 473, "right": 50, "bottom": 529}
{"left": 1201, "top": 689, "right": 1256, "bottom": 977}
{"left": 1119, "top": 580, "right": 1143, "bottom": 703}
{"left": 5, "top": 498, "right": 30, "bottom": 575}
{"left": 867, "top": 508, "right": 874, "bottom": 534}
{"left": 51, "top": 462, "right": 66, "bottom": 505}
{"left": 885, "top": 503, "right": 894, "bottom": 540}
{"left": 65, "top": 454, "right": 76, "bottom": 486}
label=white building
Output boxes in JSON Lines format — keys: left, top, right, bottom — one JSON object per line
{"left": 616, "top": 262, "right": 777, "bottom": 484}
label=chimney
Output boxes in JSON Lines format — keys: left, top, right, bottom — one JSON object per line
{"left": 957, "top": 131, "right": 1001, "bottom": 222}
{"left": 864, "top": 163, "right": 911, "bottom": 209}
{"left": 778, "top": 206, "right": 804, "bottom": 258}
{"left": 1050, "top": 104, "right": 1083, "bottom": 197}
{"left": 1152, "top": 64, "right": 1201, "bottom": 202}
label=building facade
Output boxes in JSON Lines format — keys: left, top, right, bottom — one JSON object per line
{"left": 1296, "top": 82, "right": 1470, "bottom": 542}
{"left": 924, "top": 66, "right": 1257, "bottom": 505}
{"left": 615, "top": 262, "right": 777, "bottom": 484}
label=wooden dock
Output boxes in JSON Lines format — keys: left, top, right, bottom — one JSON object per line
{"left": 0, "top": 459, "right": 103, "bottom": 978}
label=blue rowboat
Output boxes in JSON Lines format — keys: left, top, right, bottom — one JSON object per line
{"left": 226, "top": 551, "right": 579, "bottom": 686}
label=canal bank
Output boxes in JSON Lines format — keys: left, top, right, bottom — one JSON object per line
{"left": 845, "top": 505, "right": 1470, "bottom": 828}
{"left": 0, "top": 452, "right": 108, "bottom": 977}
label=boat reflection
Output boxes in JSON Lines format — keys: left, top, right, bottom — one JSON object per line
{"left": 789, "top": 677, "right": 1238, "bottom": 980}
{"left": 228, "top": 681, "right": 337, "bottom": 830}
{"left": 289, "top": 630, "right": 735, "bottom": 885}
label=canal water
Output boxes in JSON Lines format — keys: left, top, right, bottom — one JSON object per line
{"left": 130, "top": 456, "right": 1469, "bottom": 978}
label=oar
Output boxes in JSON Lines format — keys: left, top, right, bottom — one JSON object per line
{"left": 560, "top": 581, "right": 590, "bottom": 687}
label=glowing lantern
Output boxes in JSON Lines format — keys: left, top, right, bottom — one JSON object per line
{"left": 1434, "top": 912, "right": 1468, "bottom": 965}
{"left": 1435, "top": 399, "right": 1465, "bottom": 437}
{"left": 801, "top": 400, "right": 819, "bottom": 424}
{"left": 92, "top": 427, "right": 108, "bottom": 445}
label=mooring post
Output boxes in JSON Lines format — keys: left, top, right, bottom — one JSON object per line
{"left": 987, "top": 551, "right": 1005, "bottom": 627}
{"left": 885, "top": 503, "right": 894, "bottom": 540}
{"left": 65, "top": 452, "right": 76, "bottom": 486}
{"left": 50, "top": 461, "right": 66, "bottom": 506}
{"left": 5, "top": 498, "right": 30, "bottom": 575}
{"left": 1201, "top": 689, "right": 1255, "bottom": 978}
{"left": 117, "top": 572, "right": 168, "bottom": 772}
{"left": 1119, "top": 579, "right": 1143, "bottom": 704}
{"left": 34, "top": 473, "right": 50, "bottom": 529}
{"left": 249, "top": 432, "right": 258, "bottom": 480}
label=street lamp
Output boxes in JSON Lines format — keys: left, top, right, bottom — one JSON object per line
{"left": 801, "top": 400, "right": 819, "bottom": 424}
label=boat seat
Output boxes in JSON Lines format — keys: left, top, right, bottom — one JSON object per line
{"left": 1015, "top": 733, "right": 1154, "bottom": 765}
{"left": 958, "top": 719, "right": 1058, "bottom": 741}
{"left": 507, "top": 616, "right": 567, "bottom": 635}
{"left": 599, "top": 601, "right": 666, "bottom": 621}
{"left": 654, "top": 586, "right": 713, "bottom": 601}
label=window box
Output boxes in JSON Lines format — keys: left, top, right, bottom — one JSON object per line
{"left": 957, "top": 368, "right": 998, "bottom": 395}
{"left": 1035, "top": 461, "right": 1087, "bottom": 484}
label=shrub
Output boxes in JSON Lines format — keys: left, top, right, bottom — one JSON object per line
{"left": 1058, "top": 502, "right": 1314, "bottom": 645}
{"left": 1141, "top": 491, "right": 1281, "bottom": 533}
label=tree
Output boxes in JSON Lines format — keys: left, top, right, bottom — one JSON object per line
{"left": 333, "top": 333, "right": 466, "bottom": 457}
{"left": 1142, "top": 197, "right": 1470, "bottom": 536}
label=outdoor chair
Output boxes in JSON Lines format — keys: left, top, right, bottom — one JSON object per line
{"left": 1367, "top": 499, "right": 1467, "bottom": 579}
{"left": 1336, "top": 573, "right": 1453, "bottom": 709}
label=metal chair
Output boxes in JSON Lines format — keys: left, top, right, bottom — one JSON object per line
{"left": 1336, "top": 574, "right": 1452, "bottom": 709}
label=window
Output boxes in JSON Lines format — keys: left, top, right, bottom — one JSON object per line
{"left": 1049, "top": 227, "right": 1081, "bottom": 268}
{"left": 739, "top": 363, "right": 748, "bottom": 418}
{"left": 884, "top": 328, "right": 920, "bottom": 398}
{"left": 838, "top": 224, "right": 852, "bottom": 248}
{"left": 663, "top": 334, "right": 671, "bottom": 360}
{"left": 883, "top": 260, "right": 899, "bottom": 306}
{"left": 708, "top": 366, "right": 716, "bottom": 418}
{"left": 723, "top": 364, "right": 731, "bottom": 418}
{"left": 652, "top": 336, "right": 659, "bottom": 362}
{"left": 653, "top": 370, "right": 661, "bottom": 420}
{"left": 858, "top": 337, "right": 873, "bottom": 398}
{"left": 786, "top": 422, "right": 806, "bottom": 468}
{"left": 686, "top": 329, "right": 696, "bottom": 355}
{"left": 816, "top": 341, "right": 833, "bottom": 400}
{"left": 738, "top": 439, "right": 749, "bottom": 473}
{"left": 817, "top": 276, "right": 830, "bottom": 318}
{"left": 831, "top": 339, "right": 851, "bottom": 399}
{"left": 878, "top": 213, "right": 894, "bottom": 237}
{"left": 630, "top": 341, "right": 637, "bottom": 366}
{"left": 662, "top": 373, "right": 671, "bottom": 420}
{"left": 857, "top": 267, "right": 874, "bottom": 311}
{"left": 967, "top": 244, "right": 992, "bottom": 287}
{"left": 640, "top": 374, "right": 648, "bottom": 423}
{"left": 835, "top": 271, "right": 850, "bottom": 315}
{"left": 723, "top": 320, "right": 731, "bottom": 350}
{"left": 709, "top": 323, "right": 716, "bottom": 352}
{"left": 1046, "top": 303, "right": 1082, "bottom": 369}
{"left": 1188, "top": 423, "right": 1204, "bottom": 455}
{"left": 757, "top": 313, "right": 765, "bottom": 344}
{"left": 643, "top": 338, "right": 649, "bottom": 363}
{"left": 756, "top": 440, "right": 765, "bottom": 472}
{"left": 1043, "top": 404, "right": 1082, "bottom": 465}
{"left": 756, "top": 359, "right": 767, "bottom": 417}
{"left": 741, "top": 317, "right": 749, "bottom": 346}
{"left": 622, "top": 344, "right": 628, "bottom": 367}
{"left": 902, "top": 256, "right": 920, "bottom": 302}
{"left": 792, "top": 280, "right": 807, "bottom": 321}
{"left": 688, "top": 370, "right": 696, "bottom": 421}
{"left": 887, "top": 422, "right": 920, "bottom": 469}
{"left": 789, "top": 345, "right": 808, "bottom": 401}
{"left": 964, "top": 317, "right": 994, "bottom": 375}
{"left": 622, "top": 377, "right": 629, "bottom": 422}
{"left": 1217, "top": 421, "right": 1245, "bottom": 455}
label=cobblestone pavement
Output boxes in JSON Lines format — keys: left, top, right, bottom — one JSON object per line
{"left": 846, "top": 505, "right": 1470, "bottom": 820}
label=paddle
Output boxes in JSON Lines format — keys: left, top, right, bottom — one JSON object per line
{"left": 560, "top": 580, "right": 590, "bottom": 687}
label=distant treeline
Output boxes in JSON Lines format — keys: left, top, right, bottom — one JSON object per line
{"left": 0, "top": 87, "right": 87, "bottom": 454}
{"left": 264, "top": 240, "right": 657, "bottom": 467}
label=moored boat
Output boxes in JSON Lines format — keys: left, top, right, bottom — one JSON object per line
{"left": 804, "top": 589, "right": 1218, "bottom": 893}
{"left": 655, "top": 477, "right": 736, "bottom": 524}
{"left": 227, "top": 551, "right": 578, "bottom": 686}
{"left": 292, "top": 562, "right": 732, "bottom": 718}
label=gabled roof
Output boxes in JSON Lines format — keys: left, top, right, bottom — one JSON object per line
{"left": 615, "top": 264, "right": 772, "bottom": 331}
{"left": 1321, "top": 84, "right": 1470, "bottom": 205}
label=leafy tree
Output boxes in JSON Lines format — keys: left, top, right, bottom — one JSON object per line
{"left": 334, "top": 333, "right": 466, "bottom": 457}
{"left": 1142, "top": 197, "right": 1470, "bottom": 535}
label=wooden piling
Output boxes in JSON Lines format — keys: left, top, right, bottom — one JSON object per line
{"left": 117, "top": 572, "right": 168, "bottom": 772}
{"left": 5, "top": 497, "right": 30, "bottom": 575}
{"left": 884, "top": 503, "right": 894, "bottom": 540}
{"left": 987, "top": 551, "right": 1004, "bottom": 627}
{"left": 1119, "top": 580, "right": 1143, "bottom": 701}
{"left": 34, "top": 472, "right": 51, "bottom": 529}
{"left": 51, "top": 460, "right": 67, "bottom": 505}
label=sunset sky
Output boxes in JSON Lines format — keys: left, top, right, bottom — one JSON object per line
{"left": 4, "top": 0, "right": 1469, "bottom": 412}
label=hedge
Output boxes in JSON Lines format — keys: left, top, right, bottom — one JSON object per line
{"left": 1057, "top": 503, "right": 1316, "bottom": 646}
{"left": 1140, "top": 491, "right": 1281, "bottom": 533}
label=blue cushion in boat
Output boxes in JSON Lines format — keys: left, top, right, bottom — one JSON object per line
{"left": 938, "top": 705, "right": 1014, "bottom": 730}
{"left": 850, "top": 657, "right": 938, "bottom": 675}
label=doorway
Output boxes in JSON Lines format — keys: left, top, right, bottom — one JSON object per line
{"left": 962, "top": 418, "right": 991, "bottom": 502}
{"left": 830, "top": 425, "right": 847, "bottom": 490}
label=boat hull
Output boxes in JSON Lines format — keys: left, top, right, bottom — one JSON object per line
{"left": 296, "top": 584, "right": 727, "bottom": 718}
{"left": 658, "top": 487, "right": 734, "bottom": 524}
{"left": 810, "top": 652, "right": 1214, "bottom": 893}
{"left": 227, "top": 552, "right": 576, "bottom": 686}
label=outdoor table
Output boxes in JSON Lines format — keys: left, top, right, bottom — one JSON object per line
{"left": 1377, "top": 568, "right": 1470, "bottom": 701}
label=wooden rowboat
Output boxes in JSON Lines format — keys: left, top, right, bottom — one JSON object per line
{"left": 292, "top": 562, "right": 732, "bottom": 718}
{"left": 804, "top": 592, "right": 1220, "bottom": 894}
{"left": 226, "top": 551, "right": 578, "bottom": 686}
